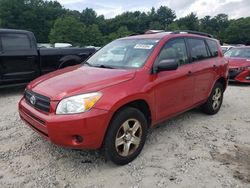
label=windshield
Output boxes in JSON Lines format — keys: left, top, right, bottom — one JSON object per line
{"left": 85, "top": 39, "right": 159, "bottom": 69}
{"left": 225, "top": 48, "right": 250, "bottom": 58}
{"left": 221, "top": 47, "right": 229, "bottom": 54}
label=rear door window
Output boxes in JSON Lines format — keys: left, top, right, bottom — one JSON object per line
{"left": 1, "top": 33, "right": 31, "bottom": 51}
{"left": 188, "top": 38, "right": 209, "bottom": 62}
{"left": 157, "top": 38, "right": 188, "bottom": 66}
{"left": 206, "top": 39, "right": 219, "bottom": 57}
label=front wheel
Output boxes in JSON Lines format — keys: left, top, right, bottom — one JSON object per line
{"left": 202, "top": 82, "right": 224, "bottom": 115}
{"left": 103, "top": 107, "right": 148, "bottom": 165}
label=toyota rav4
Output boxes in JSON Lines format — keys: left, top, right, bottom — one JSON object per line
{"left": 19, "top": 30, "right": 228, "bottom": 165}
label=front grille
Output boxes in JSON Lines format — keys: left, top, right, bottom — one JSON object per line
{"left": 229, "top": 69, "right": 242, "bottom": 79}
{"left": 25, "top": 90, "right": 51, "bottom": 113}
{"left": 21, "top": 106, "right": 45, "bottom": 125}
{"left": 23, "top": 117, "right": 48, "bottom": 138}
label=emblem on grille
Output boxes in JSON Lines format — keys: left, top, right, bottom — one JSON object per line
{"left": 30, "top": 95, "right": 36, "bottom": 105}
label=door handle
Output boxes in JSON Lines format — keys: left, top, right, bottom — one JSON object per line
{"left": 187, "top": 71, "right": 192, "bottom": 76}
{"left": 213, "top": 65, "right": 218, "bottom": 68}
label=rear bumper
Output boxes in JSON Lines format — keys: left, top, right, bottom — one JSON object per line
{"left": 19, "top": 97, "right": 110, "bottom": 149}
{"left": 229, "top": 69, "right": 250, "bottom": 83}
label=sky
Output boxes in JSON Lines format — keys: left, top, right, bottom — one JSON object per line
{"left": 57, "top": 0, "right": 250, "bottom": 19}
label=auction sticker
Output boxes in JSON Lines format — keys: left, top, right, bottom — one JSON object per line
{"left": 134, "top": 44, "right": 154, "bottom": 49}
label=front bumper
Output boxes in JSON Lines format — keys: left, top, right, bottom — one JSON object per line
{"left": 229, "top": 69, "right": 250, "bottom": 83}
{"left": 19, "top": 97, "right": 110, "bottom": 149}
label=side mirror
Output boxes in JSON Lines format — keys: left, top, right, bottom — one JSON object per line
{"left": 156, "top": 59, "right": 178, "bottom": 72}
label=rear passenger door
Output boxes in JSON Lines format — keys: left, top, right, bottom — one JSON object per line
{"left": 0, "top": 32, "right": 39, "bottom": 84}
{"left": 154, "top": 38, "right": 194, "bottom": 121}
{"left": 187, "top": 38, "right": 218, "bottom": 104}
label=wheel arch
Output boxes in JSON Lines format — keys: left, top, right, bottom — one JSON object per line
{"left": 110, "top": 99, "right": 152, "bottom": 127}
{"left": 101, "top": 98, "right": 152, "bottom": 148}
{"left": 207, "top": 76, "right": 227, "bottom": 100}
{"left": 58, "top": 55, "right": 81, "bottom": 69}
{"left": 216, "top": 77, "right": 227, "bottom": 92}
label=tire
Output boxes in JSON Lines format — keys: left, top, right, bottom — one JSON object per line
{"left": 103, "top": 107, "right": 148, "bottom": 165}
{"left": 202, "top": 82, "right": 224, "bottom": 115}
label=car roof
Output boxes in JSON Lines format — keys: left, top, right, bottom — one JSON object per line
{"left": 0, "top": 28, "right": 32, "bottom": 35}
{"left": 121, "top": 31, "right": 217, "bottom": 42}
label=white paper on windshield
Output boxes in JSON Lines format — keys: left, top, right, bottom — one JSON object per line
{"left": 134, "top": 44, "right": 153, "bottom": 49}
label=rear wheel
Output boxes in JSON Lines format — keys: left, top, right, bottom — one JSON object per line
{"left": 103, "top": 107, "right": 147, "bottom": 165}
{"left": 202, "top": 82, "right": 224, "bottom": 115}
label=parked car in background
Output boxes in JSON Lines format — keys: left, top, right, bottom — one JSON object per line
{"left": 0, "top": 29, "right": 96, "bottom": 88}
{"left": 38, "top": 43, "right": 73, "bottom": 48}
{"left": 54, "top": 43, "right": 72, "bottom": 48}
{"left": 225, "top": 46, "right": 250, "bottom": 83}
{"left": 221, "top": 45, "right": 234, "bottom": 54}
{"left": 37, "top": 43, "right": 54, "bottom": 48}
{"left": 19, "top": 30, "right": 228, "bottom": 165}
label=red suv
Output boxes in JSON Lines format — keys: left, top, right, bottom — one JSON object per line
{"left": 19, "top": 31, "right": 228, "bottom": 165}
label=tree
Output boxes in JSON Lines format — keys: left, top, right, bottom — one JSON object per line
{"left": 200, "top": 14, "right": 230, "bottom": 42}
{"left": 224, "top": 17, "right": 250, "bottom": 45}
{"left": 116, "top": 26, "right": 133, "bottom": 38}
{"left": 83, "top": 24, "right": 103, "bottom": 46}
{"left": 167, "top": 22, "right": 180, "bottom": 31}
{"left": 149, "top": 21, "right": 163, "bottom": 30}
{"left": 80, "top": 8, "right": 98, "bottom": 26}
{"left": 156, "top": 6, "right": 176, "bottom": 29}
{"left": 0, "top": 0, "right": 65, "bottom": 42}
{"left": 175, "top": 12, "right": 199, "bottom": 30}
{"left": 49, "top": 16, "right": 85, "bottom": 46}
{"left": 1, "top": 0, "right": 250, "bottom": 46}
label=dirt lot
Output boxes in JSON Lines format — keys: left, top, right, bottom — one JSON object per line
{"left": 0, "top": 84, "right": 250, "bottom": 188}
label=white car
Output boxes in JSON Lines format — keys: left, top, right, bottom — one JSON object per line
{"left": 54, "top": 43, "right": 73, "bottom": 48}
{"left": 221, "top": 45, "right": 234, "bottom": 54}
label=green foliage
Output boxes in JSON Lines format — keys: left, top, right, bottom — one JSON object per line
{"left": 156, "top": 6, "right": 176, "bottom": 28}
{"left": 224, "top": 17, "right": 250, "bottom": 44}
{"left": 83, "top": 24, "right": 103, "bottom": 46}
{"left": 49, "top": 16, "right": 85, "bottom": 45}
{"left": 0, "top": 0, "right": 65, "bottom": 42}
{"left": 200, "top": 14, "right": 229, "bottom": 40}
{"left": 1, "top": 0, "right": 250, "bottom": 45}
{"left": 80, "top": 8, "right": 98, "bottom": 26}
{"left": 149, "top": 21, "right": 164, "bottom": 30}
{"left": 174, "top": 12, "right": 199, "bottom": 30}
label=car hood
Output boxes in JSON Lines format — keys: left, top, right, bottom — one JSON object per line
{"left": 29, "top": 65, "right": 136, "bottom": 100}
{"left": 228, "top": 58, "right": 250, "bottom": 69}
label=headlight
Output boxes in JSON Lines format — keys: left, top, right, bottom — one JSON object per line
{"left": 56, "top": 92, "right": 102, "bottom": 115}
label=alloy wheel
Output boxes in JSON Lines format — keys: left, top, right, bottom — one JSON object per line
{"left": 115, "top": 119, "right": 142, "bottom": 157}
{"left": 212, "top": 88, "right": 222, "bottom": 110}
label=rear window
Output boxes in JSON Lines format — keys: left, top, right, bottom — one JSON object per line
{"left": 206, "top": 40, "right": 219, "bottom": 57}
{"left": 1, "top": 33, "right": 31, "bottom": 51}
{"left": 188, "top": 38, "right": 209, "bottom": 62}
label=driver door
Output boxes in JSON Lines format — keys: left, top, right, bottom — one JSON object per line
{"left": 153, "top": 38, "right": 194, "bottom": 121}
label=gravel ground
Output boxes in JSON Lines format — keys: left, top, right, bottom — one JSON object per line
{"left": 0, "top": 84, "right": 250, "bottom": 188}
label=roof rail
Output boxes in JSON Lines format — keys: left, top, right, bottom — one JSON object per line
{"left": 171, "top": 30, "right": 213, "bottom": 38}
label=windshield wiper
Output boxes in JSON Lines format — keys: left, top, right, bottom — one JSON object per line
{"left": 84, "top": 62, "right": 93, "bottom": 67}
{"left": 95, "top": 64, "right": 115, "bottom": 69}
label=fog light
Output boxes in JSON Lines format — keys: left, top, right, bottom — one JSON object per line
{"left": 246, "top": 76, "right": 250, "bottom": 80}
{"left": 73, "top": 135, "right": 83, "bottom": 144}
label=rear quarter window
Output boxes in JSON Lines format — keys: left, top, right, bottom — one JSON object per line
{"left": 188, "top": 38, "right": 209, "bottom": 62}
{"left": 1, "top": 33, "right": 31, "bottom": 51}
{"left": 206, "top": 39, "right": 219, "bottom": 57}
